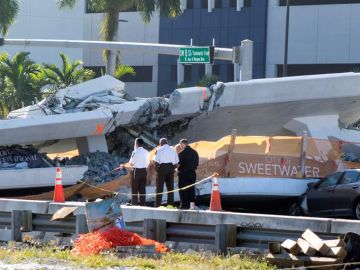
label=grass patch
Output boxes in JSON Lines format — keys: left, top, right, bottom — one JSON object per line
{"left": 0, "top": 243, "right": 276, "bottom": 269}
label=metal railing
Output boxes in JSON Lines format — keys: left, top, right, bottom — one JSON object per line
{"left": 0, "top": 201, "right": 354, "bottom": 253}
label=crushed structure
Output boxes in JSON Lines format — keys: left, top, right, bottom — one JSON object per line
{"left": 3, "top": 73, "right": 360, "bottom": 191}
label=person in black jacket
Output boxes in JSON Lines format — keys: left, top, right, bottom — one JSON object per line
{"left": 177, "top": 139, "right": 199, "bottom": 209}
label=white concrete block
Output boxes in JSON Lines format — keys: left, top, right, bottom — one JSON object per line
{"left": 170, "top": 87, "right": 211, "bottom": 115}
{"left": 0, "top": 166, "right": 87, "bottom": 190}
{"left": 0, "top": 109, "right": 114, "bottom": 145}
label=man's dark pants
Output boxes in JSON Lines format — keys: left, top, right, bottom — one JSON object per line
{"left": 131, "top": 168, "right": 147, "bottom": 206}
{"left": 155, "top": 163, "right": 175, "bottom": 207}
{"left": 178, "top": 171, "right": 196, "bottom": 209}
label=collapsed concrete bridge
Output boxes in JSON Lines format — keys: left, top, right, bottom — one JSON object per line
{"left": 3, "top": 72, "right": 360, "bottom": 154}
{"left": 1, "top": 71, "right": 360, "bottom": 197}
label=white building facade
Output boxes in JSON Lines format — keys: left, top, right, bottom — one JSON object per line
{"left": 266, "top": 0, "right": 360, "bottom": 77}
{"left": 1, "top": 0, "right": 160, "bottom": 97}
{"left": 4, "top": 0, "right": 360, "bottom": 97}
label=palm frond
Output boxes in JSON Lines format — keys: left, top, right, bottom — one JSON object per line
{"left": 115, "top": 64, "right": 136, "bottom": 79}
{"left": 86, "top": 0, "right": 106, "bottom": 12}
{"left": 57, "top": 0, "right": 77, "bottom": 9}
{"left": 156, "top": 0, "right": 181, "bottom": 18}
{"left": 0, "top": 0, "right": 19, "bottom": 36}
{"left": 136, "top": 0, "right": 155, "bottom": 23}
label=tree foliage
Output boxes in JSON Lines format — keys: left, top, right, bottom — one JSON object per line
{"left": 0, "top": 52, "right": 43, "bottom": 112}
{"left": 41, "top": 52, "right": 95, "bottom": 91}
{"left": 0, "top": 0, "right": 19, "bottom": 36}
{"left": 114, "top": 64, "right": 136, "bottom": 80}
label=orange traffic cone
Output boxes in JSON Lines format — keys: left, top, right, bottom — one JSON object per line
{"left": 209, "top": 177, "right": 222, "bottom": 211}
{"left": 53, "top": 167, "right": 65, "bottom": 203}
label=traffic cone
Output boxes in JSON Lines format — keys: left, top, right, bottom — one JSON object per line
{"left": 209, "top": 177, "right": 222, "bottom": 211}
{"left": 53, "top": 167, "right": 65, "bottom": 203}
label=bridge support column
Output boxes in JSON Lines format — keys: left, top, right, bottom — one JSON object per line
{"left": 240, "top": 39, "right": 253, "bottom": 81}
{"left": 177, "top": 59, "right": 184, "bottom": 85}
{"left": 205, "top": 64, "right": 213, "bottom": 77}
{"left": 76, "top": 135, "right": 108, "bottom": 155}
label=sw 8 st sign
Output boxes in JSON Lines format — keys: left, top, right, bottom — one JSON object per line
{"left": 179, "top": 47, "right": 211, "bottom": 64}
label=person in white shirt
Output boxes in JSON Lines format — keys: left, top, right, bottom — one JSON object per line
{"left": 153, "top": 138, "right": 179, "bottom": 207}
{"left": 129, "top": 138, "right": 150, "bottom": 206}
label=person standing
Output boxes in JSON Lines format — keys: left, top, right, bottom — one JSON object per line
{"left": 154, "top": 138, "right": 179, "bottom": 207}
{"left": 178, "top": 139, "right": 199, "bottom": 209}
{"left": 129, "top": 138, "right": 150, "bottom": 206}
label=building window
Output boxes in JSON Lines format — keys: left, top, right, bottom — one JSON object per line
{"left": 213, "top": 64, "right": 220, "bottom": 76}
{"left": 83, "top": 66, "right": 105, "bottom": 78}
{"left": 215, "top": 0, "right": 222, "bottom": 8}
{"left": 227, "top": 64, "right": 234, "bottom": 82}
{"left": 279, "top": 0, "right": 360, "bottom": 6}
{"left": 171, "top": 65, "right": 177, "bottom": 82}
{"left": 198, "top": 65, "right": 205, "bottom": 79}
{"left": 187, "top": 0, "right": 194, "bottom": 9}
{"left": 184, "top": 65, "right": 192, "bottom": 81}
{"left": 201, "top": 0, "right": 208, "bottom": 8}
{"left": 121, "top": 66, "right": 153, "bottom": 82}
{"left": 276, "top": 64, "right": 360, "bottom": 77}
{"left": 230, "top": 0, "right": 251, "bottom": 8}
{"left": 121, "top": 4, "right": 137, "bottom": 12}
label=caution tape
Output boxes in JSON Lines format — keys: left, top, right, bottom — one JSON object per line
{"left": 76, "top": 169, "right": 218, "bottom": 197}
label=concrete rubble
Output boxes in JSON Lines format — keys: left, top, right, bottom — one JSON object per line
{"left": 60, "top": 151, "right": 128, "bottom": 184}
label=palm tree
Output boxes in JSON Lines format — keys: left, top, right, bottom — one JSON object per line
{"left": 58, "top": 0, "right": 181, "bottom": 75}
{"left": 41, "top": 52, "right": 95, "bottom": 92}
{"left": 0, "top": 0, "right": 19, "bottom": 36}
{"left": 115, "top": 64, "right": 136, "bottom": 80}
{"left": 0, "top": 52, "right": 43, "bottom": 111}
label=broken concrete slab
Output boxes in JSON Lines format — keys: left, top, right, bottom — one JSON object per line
{"left": 1, "top": 110, "right": 114, "bottom": 146}
{"left": 56, "top": 75, "right": 125, "bottom": 103}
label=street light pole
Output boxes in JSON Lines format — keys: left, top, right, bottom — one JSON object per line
{"left": 283, "top": 0, "right": 290, "bottom": 77}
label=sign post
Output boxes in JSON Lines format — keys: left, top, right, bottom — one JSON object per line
{"left": 179, "top": 47, "right": 214, "bottom": 64}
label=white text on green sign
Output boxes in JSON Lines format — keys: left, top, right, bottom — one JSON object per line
{"left": 179, "top": 47, "right": 210, "bottom": 64}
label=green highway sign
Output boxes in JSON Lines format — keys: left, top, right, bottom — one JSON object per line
{"left": 179, "top": 47, "right": 213, "bottom": 64}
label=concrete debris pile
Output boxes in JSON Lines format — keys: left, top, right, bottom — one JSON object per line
{"left": 8, "top": 76, "right": 171, "bottom": 132}
{"left": 59, "top": 151, "right": 127, "bottom": 184}
{"left": 0, "top": 145, "right": 54, "bottom": 170}
{"left": 266, "top": 229, "right": 352, "bottom": 268}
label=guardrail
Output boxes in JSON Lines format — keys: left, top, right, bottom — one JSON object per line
{"left": 0, "top": 210, "right": 87, "bottom": 241}
{"left": 0, "top": 199, "right": 359, "bottom": 253}
{"left": 0, "top": 210, "right": 346, "bottom": 254}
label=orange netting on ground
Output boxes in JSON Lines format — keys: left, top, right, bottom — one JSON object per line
{"left": 72, "top": 226, "right": 170, "bottom": 255}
